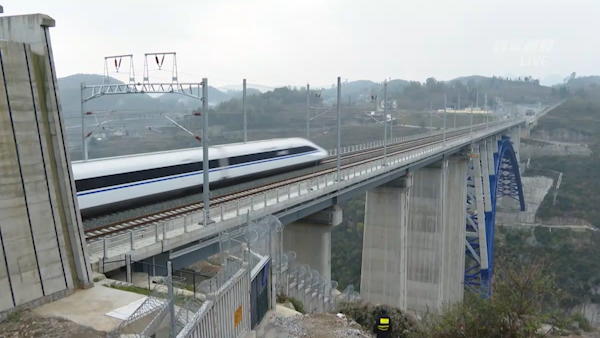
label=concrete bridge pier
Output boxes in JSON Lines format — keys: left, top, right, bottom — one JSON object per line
{"left": 406, "top": 161, "right": 448, "bottom": 314}
{"left": 282, "top": 206, "right": 342, "bottom": 281}
{"left": 360, "top": 176, "right": 412, "bottom": 310}
{"left": 442, "top": 156, "right": 469, "bottom": 304}
{"left": 360, "top": 158, "right": 469, "bottom": 314}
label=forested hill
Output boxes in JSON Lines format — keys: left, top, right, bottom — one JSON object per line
{"left": 58, "top": 73, "right": 567, "bottom": 118}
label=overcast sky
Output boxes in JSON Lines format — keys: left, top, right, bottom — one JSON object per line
{"left": 3, "top": 0, "right": 598, "bottom": 89}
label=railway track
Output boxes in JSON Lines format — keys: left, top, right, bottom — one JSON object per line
{"left": 85, "top": 126, "right": 490, "bottom": 241}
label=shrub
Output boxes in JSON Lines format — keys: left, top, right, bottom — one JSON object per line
{"left": 410, "top": 256, "right": 572, "bottom": 338}
{"left": 571, "top": 312, "right": 593, "bottom": 332}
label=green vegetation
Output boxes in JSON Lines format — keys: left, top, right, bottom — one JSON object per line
{"left": 5, "top": 310, "right": 22, "bottom": 323}
{"left": 410, "top": 256, "right": 571, "bottom": 338}
{"left": 331, "top": 197, "right": 365, "bottom": 291}
{"left": 104, "top": 283, "right": 200, "bottom": 308}
{"left": 106, "top": 284, "right": 153, "bottom": 296}
{"left": 331, "top": 94, "right": 600, "bottom": 321}
{"left": 497, "top": 227, "right": 600, "bottom": 308}
{"left": 342, "top": 257, "right": 577, "bottom": 338}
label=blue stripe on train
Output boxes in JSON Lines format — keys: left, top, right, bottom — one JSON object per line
{"left": 76, "top": 150, "right": 320, "bottom": 197}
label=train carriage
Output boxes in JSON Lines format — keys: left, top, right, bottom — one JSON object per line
{"left": 73, "top": 138, "right": 328, "bottom": 218}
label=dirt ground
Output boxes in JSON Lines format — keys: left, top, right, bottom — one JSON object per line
{"left": 0, "top": 310, "right": 106, "bottom": 338}
{"left": 300, "top": 313, "right": 373, "bottom": 338}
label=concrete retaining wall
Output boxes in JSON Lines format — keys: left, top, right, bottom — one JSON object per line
{"left": 0, "top": 14, "right": 93, "bottom": 318}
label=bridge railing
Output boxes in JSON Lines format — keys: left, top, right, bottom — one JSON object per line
{"left": 325, "top": 121, "right": 491, "bottom": 156}
{"left": 88, "top": 118, "right": 526, "bottom": 261}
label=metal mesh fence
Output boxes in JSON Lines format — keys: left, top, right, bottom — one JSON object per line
{"left": 106, "top": 213, "right": 362, "bottom": 337}
{"left": 107, "top": 272, "right": 203, "bottom": 338}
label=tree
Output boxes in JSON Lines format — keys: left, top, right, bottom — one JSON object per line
{"left": 559, "top": 86, "right": 570, "bottom": 99}
{"left": 425, "top": 77, "right": 438, "bottom": 91}
{"left": 412, "top": 256, "right": 569, "bottom": 338}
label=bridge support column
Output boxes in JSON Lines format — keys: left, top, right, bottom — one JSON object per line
{"left": 406, "top": 157, "right": 469, "bottom": 314}
{"left": 360, "top": 176, "right": 412, "bottom": 310}
{"left": 512, "top": 127, "right": 521, "bottom": 163}
{"left": 406, "top": 161, "right": 447, "bottom": 314}
{"left": 283, "top": 206, "right": 342, "bottom": 281}
{"left": 442, "top": 156, "right": 469, "bottom": 305}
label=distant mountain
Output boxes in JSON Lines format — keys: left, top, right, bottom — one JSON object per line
{"left": 58, "top": 73, "right": 232, "bottom": 114}
{"left": 450, "top": 75, "right": 491, "bottom": 84}
{"left": 564, "top": 76, "right": 600, "bottom": 89}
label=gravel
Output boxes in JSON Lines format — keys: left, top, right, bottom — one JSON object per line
{"left": 259, "top": 312, "right": 373, "bottom": 338}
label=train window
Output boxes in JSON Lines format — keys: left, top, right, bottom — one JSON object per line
{"left": 75, "top": 158, "right": 225, "bottom": 192}
{"left": 228, "top": 146, "right": 317, "bottom": 167}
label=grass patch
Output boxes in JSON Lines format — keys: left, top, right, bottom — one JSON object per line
{"left": 104, "top": 283, "right": 202, "bottom": 308}
{"left": 5, "top": 310, "right": 22, "bottom": 323}
{"left": 106, "top": 284, "right": 153, "bottom": 296}
{"left": 181, "top": 284, "right": 195, "bottom": 292}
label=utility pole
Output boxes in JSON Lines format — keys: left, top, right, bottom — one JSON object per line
{"left": 167, "top": 261, "right": 176, "bottom": 338}
{"left": 430, "top": 102, "right": 433, "bottom": 132}
{"left": 243, "top": 79, "right": 247, "bottom": 142}
{"left": 383, "top": 80, "right": 388, "bottom": 165}
{"left": 470, "top": 103, "right": 474, "bottom": 139}
{"left": 306, "top": 83, "right": 310, "bottom": 139}
{"left": 80, "top": 83, "right": 88, "bottom": 160}
{"left": 336, "top": 77, "right": 341, "bottom": 181}
{"left": 485, "top": 92, "right": 488, "bottom": 129}
{"left": 202, "top": 78, "right": 212, "bottom": 224}
{"left": 390, "top": 111, "right": 393, "bottom": 143}
{"left": 443, "top": 94, "right": 447, "bottom": 146}
{"left": 453, "top": 109, "right": 456, "bottom": 129}
{"left": 456, "top": 91, "right": 460, "bottom": 129}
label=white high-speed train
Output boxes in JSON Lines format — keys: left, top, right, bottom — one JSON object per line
{"left": 73, "top": 138, "right": 328, "bottom": 218}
